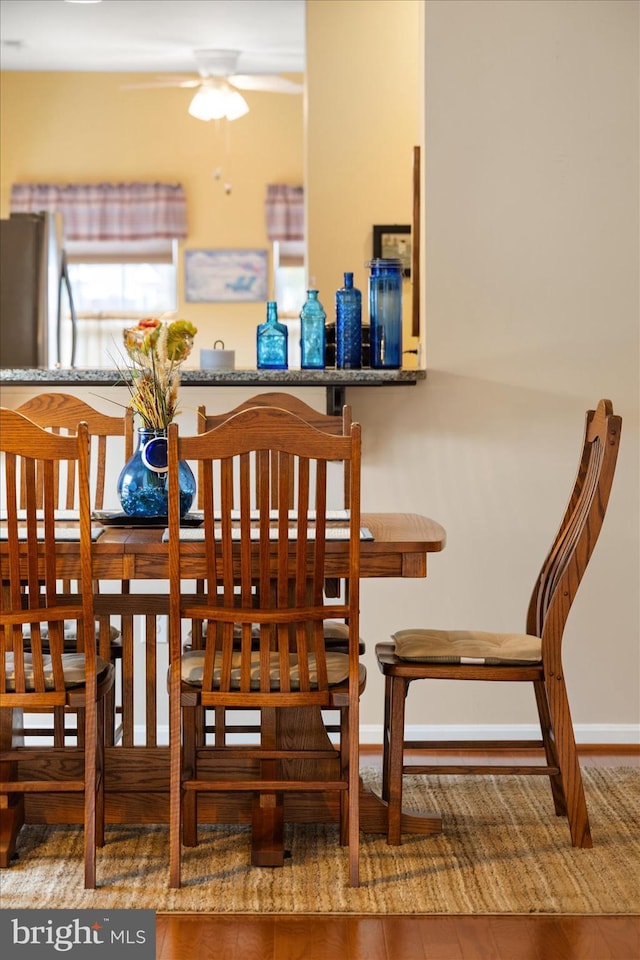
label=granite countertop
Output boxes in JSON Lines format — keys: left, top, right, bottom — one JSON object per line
{"left": 0, "top": 367, "right": 426, "bottom": 387}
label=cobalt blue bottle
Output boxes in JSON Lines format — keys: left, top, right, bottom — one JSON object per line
{"left": 367, "top": 258, "right": 403, "bottom": 369}
{"left": 335, "top": 272, "right": 362, "bottom": 370}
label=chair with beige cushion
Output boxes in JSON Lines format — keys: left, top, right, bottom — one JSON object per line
{"left": 167, "top": 405, "right": 365, "bottom": 887}
{"left": 376, "top": 400, "right": 622, "bottom": 848}
{"left": 193, "top": 393, "right": 360, "bottom": 747}
{"left": 14, "top": 393, "right": 133, "bottom": 746}
{"left": 0, "top": 408, "right": 115, "bottom": 886}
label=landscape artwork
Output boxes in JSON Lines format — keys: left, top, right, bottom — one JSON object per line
{"left": 184, "top": 249, "right": 268, "bottom": 302}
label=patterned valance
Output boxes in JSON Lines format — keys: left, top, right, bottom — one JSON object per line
{"left": 10, "top": 182, "right": 188, "bottom": 242}
{"left": 265, "top": 184, "right": 304, "bottom": 242}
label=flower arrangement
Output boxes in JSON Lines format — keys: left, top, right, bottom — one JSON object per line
{"left": 120, "top": 317, "right": 197, "bottom": 429}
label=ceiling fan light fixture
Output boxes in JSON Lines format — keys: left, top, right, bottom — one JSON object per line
{"left": 188, "top": 82, "right": 249, "bottom": 122}
{"left": 224, "top": 90, "right": 250, "bottom": 121}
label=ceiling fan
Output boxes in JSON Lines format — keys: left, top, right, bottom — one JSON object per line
{"left": 122, "top": 49, "right": 304, "bottom": 121}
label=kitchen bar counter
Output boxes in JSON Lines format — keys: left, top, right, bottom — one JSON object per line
{"left": 0, "top": 367, "right": 425, "bottom": 415}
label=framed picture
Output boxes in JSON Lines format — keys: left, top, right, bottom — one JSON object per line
{"left": 372, "top": 224, "right": 412, "bottom": 278}
{"left": 184, "top": 249, "right": 268, "bottom": 302}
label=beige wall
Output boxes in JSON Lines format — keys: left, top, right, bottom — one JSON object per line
{"left": 0, "top": 69, "right": 303, "bottom": 366}
{"left": 1, "top": 0, "right": 638, "bottom": 741}
{"left": 308, "top": 0, "right": 639, "bottom": 741}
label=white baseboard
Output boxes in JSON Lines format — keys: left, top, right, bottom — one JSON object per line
{"left": 19, "top": 719, "right": 640, "bottom": 747}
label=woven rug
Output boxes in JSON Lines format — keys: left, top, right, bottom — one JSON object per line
{"left": 1, "top": 767, "right": 638, "bottom": 915}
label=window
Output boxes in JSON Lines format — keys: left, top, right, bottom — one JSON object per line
{"left": 67, "top": 257, "right": 178, "bottom": 318}
{"left": 65, "top": 240, "right": 178, "bottom": 368}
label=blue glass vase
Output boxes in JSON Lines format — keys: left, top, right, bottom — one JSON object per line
{"left": 117, "top": 427, "right": 196, "bottom": 519}
{"left": 367, "top": 258, "right": 403, "bottom": 369}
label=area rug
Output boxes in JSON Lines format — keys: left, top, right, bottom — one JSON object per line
{"left": 1, "top": 767, "right": 638, "bottom": 915}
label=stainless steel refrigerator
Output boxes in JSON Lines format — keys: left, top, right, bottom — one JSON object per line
{"left": 0, "top": 211, "right": 77, "bottom": 368}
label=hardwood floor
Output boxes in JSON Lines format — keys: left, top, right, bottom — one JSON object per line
{"left": 156, "top": 915, "right": 640, "bottom": 960}
{"left": 156, "top": 748, "right": 640, "bottom": 960}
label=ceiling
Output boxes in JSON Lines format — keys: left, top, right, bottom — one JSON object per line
{"left": 0, "top": 0, "right": 306, "bottom": 75}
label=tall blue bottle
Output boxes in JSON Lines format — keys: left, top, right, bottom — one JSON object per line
{"left": 300, "top": 289, "right": 326, "bottom": 369}
{"left": 335, "top": 272, "right": 362, "bottom": 370}
{"left": 257, "top": 301, "right": 288, "bottom": 370}
{"left": 367, "top": 258, "right": 403, "bottom": 369}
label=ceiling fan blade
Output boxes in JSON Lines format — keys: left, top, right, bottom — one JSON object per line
{"left": 121, "top": 78, "right": 201, "bottom": 91}
{"left": 229, "top": 74, "right": 304, "bottom": 95}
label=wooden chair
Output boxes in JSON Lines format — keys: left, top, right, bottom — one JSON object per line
{"left": 376, "top": 399, "right": 622, "bottom": 848}
{"left": 13, "top": 393, "right": 134, "bottom": 746}
{"left": 0, "top": 408, "right": 115, "bottom": 886}
{"left": 193, "top": 393, "right": 359, "bottom": 745}
{"left": 167, "top": 406, "right": 365, "bottom": 887}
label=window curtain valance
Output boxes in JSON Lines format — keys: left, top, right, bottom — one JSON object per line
{"left": 265, "top": 184, "right": 304, "bottom": 242}
{"left": 9, "top": 182, "right": 188, "bottom": 242}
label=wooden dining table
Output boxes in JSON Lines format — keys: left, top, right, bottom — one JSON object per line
{"left": 1, "top": 511, "right": 446, "bottom": 868}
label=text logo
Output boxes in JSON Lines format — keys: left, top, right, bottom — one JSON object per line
{"left": 1, "top": 910, "right": 155, "bottom": 958}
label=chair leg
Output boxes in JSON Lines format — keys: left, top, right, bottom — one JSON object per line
{"left": 83, "top": 701, "right": 97, "bottom": 890}
{"left": 0, "top": 709, "right": 25, "bottom": 869}
{"left": 386, "top": 676, "right": 409, "bottom": 845}
{"left": 169, "top": 679, "right": 183, "bottom": 889}
{"left": 339, "top": 707, "right": 349, "bottom": 846}
{"left": 533, "top": 678, "right": 567, "bottom": 816}
{"left": 381, "top": 675, "right": 392, "bottom": 803}
{"left": 347, "top": 696, "right": 360, "bottom": 888}
{"left": 96, "top": 696, "right": 106, "bottom": 849}
{"left": 251, "top": 709, "right": 284, "bottom": 868}
{"left": 546, "top": 675, "right": 593, "bottom": 848}
{"left": 83, "top": 835, "right": 96, "bottom": 890}
{"left": 182, "top": 705, "right": 198, "bottom": 847}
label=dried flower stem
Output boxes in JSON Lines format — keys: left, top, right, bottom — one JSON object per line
{"left": 120, "top": 318, "right": 197, "bottom": 429}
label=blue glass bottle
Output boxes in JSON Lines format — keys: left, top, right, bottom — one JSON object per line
{"left": 300, "top": 290, "right": 326, "bottom": 370}
{"left": 257, "top": 301, "right": 288, "bottom": 370}
{"left": 367, "top": 258, "right": 403, "bottom": 369}
{"left": 336, "top": 272, "right": 362, "bottom": 370}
